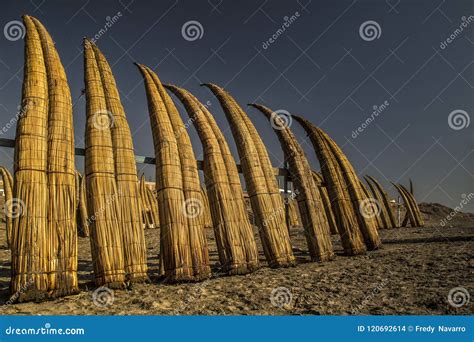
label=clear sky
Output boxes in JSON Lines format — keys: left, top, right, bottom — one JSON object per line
{"left": 0, "top": 0, "right": 472, "bottom": 211}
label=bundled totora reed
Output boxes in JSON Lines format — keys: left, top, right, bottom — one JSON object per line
{"left": 84, "top": 39, "right": 125, "bottom": 287}
{"left": 392, "top": 183, "right": 424, "bottom": 227}
{"left": 90, "top": 42, "right": 147, "bottom": 282}
{"left": 77, "top": 172, "right": 90, "bottom": 237}
{"left": 293, "top": 116, "right": 367, "bottom": 255}
{"left": 365, "top": 175, "right": 397, "bottom": 228}
{"left": 203, "top": 84, "right": 294, "bottom": 268}
{"left": 364, "top": 176, "right": 391, "bottom": 229}
{"left": 11, "top": 16, "right": 78, "bottom": 301}
{"left": 0, "top": 166, "right": 13, "bottom": 247}
{"left": 139, "top": 175, "right": 154, "bottom": 229}
{"left": 312, "top": 172, "right": 338, "bottom": 235}
{"left": 165, "top": 84, "right": 259, "bottom": 274}
{"left": 136, "top": 64, "right": 210, "bottom": 281}
{"left": 250, "top": 104, "right": 333, "bottom": 261}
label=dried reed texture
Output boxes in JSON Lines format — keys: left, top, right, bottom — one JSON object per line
{"left": 77, "top": 173, "right": 90, "bottom": 237}
{"left": 365, "top": 175, "right": 397, "bottom": 228}
{"left": 203, "top": 84, "right": 294, "bottom": 268}
{"left": 316, "top": 126, "right": 381, "bottom": 250}
{"left": 364, "top": 176, "right": 390, "bottom": 229}
{"left": 293, "top": 115, "right": 367, "bottom": 255}
{"left": 90, "top": 43, "right": 147, "bottom": 282}
{"left": 359, "top": 179, "right": 384, "bottom": 230}
{"left": 139, "top": 176, "right": 153, "bottom": 228}
{"left": 312, "top": 172, "right": 338, "bottom": 235}
{"left": 200, "top": 185, "right": 213, "bottom": 229}
{"left": 146, "top": 187, "right": 160, "bottom": 228}
{"left": 165, "top": 84, "right": 259, "bottom": 273}
{"left": 10, "top": 16, "right": 78, "bottom": 301}
{"left": 288, "top": 198, "right": 301, "bottom": 227}
{"left": 0, "top": 166, "right": 13, "bottom": 247}
{"left": 11, "top": 16, "right": 50, "bottom": 298}
{"left": 250, "top": 104, "right": 333, "bottom": 261}
{"left": 136, "top": 64, "right": 210, "bottom": 281}
{"left": 32, "top": 17, "right": 78, "bottom": 297}
{"left": 401, "top": 179, "right": 414, "bottom": 227}
{"left": 394, "top": 183, "right": 424, "bottom": 227}
{"left": 84, "top": 39, "right": 125, "bottom": 288}
{"left": 392, "top": 183, "right": 417, "bottom": 226}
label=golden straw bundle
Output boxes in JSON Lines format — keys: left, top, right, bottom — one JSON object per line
{"left": 90, "top": 43, "right": 147, "bottom": 282}
{"left": 364, "top": 176, "right": 390, "bottom": 229}
{"left": 312, "top": 172, "right": 338, "bottom": 235}
{"left": 366, "top": 175, "right": 396, "bottom": 228}
{"left": 317, "top": 128, "right": 381, "bottom": 250}
{"left": 293, "top": 116, "right": 367, "bottom": 255}
{"left": 77, "top": 172, "right": 90, "bottom": 237}
{"left": 165, "top": 84, "right": 259, "bottom": 274}
{"left": 84, "top": 39, "right": 125, "bottom": 287}
{"left": 0, "top": 166, "right": 13, "bottom": 247}
{"left": 250, "top": 104, "right": 334, "bottom": 262}
{"left": 11, "top": 15, "right": 78, "bottom": 301}
{"left": 136, "top": 64, "right": 210, "bottom": 281}
{"left": 203, "top": 84, "right": 294, "bottom": 268}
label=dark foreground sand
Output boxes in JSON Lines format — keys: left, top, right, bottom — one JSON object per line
{"left": 0, "top": 219, "right": 472, "bottom": 315}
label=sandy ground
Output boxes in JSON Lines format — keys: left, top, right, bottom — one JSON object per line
{"left": 0, "top": 215, "right": 472, "bottom": 315}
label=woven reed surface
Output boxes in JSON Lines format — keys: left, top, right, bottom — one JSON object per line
{"left": 359, "top": 179, "right": 384, "bottom": 229}
{"left": 77, "top": 172, "right": 90, "bottom": 237}
{"left": 84, "top": 39, "right": 126, "bottom": 287}
{"left": 11, "top": 16, "right": 78, "bottom": 301}
{"left": 316, "top": 126, "right": 381, "bottom": 250}
{"left": 0, "top": 167, "right": 13, "bottom": 246}
{"left": 90, "top": 43, "right": 147, "bottom": 282}
{"left": 366, "top": 176, "right": 397, "bottom": 228}
{"left": 165, "top": 84, "right": 259, "bottom": 274}
{"left": 200, "top": 186, "right": 213, "bottom": 229}
{"left": 203, "top": 84, "right": 294, "bottom": 268}
{"left": 364, "top": 176, "right": 391, "bottom": 229}
{"left": 136, "top": 64, "right": 210, "bottom": 281}
{"left": 250, "top": 104, "right": 334, "bottom": 262}
{"left": 400, "top": 184, "right": 424, "bottom": 226}
{"left": 396, "top": 184, "right": 424, "bottom": 227}
{"left": 293, "top": 115, "right": 367, "bottom": 255}
{"left": 312, "top": 172, "right": 338, "bottom": 235}
{"left": 139, "top": 176, "right": 153, "bottom": 229}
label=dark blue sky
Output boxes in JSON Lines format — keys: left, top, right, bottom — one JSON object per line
{"left": 0, "top": 0, "right": 473, "bottom": 211}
